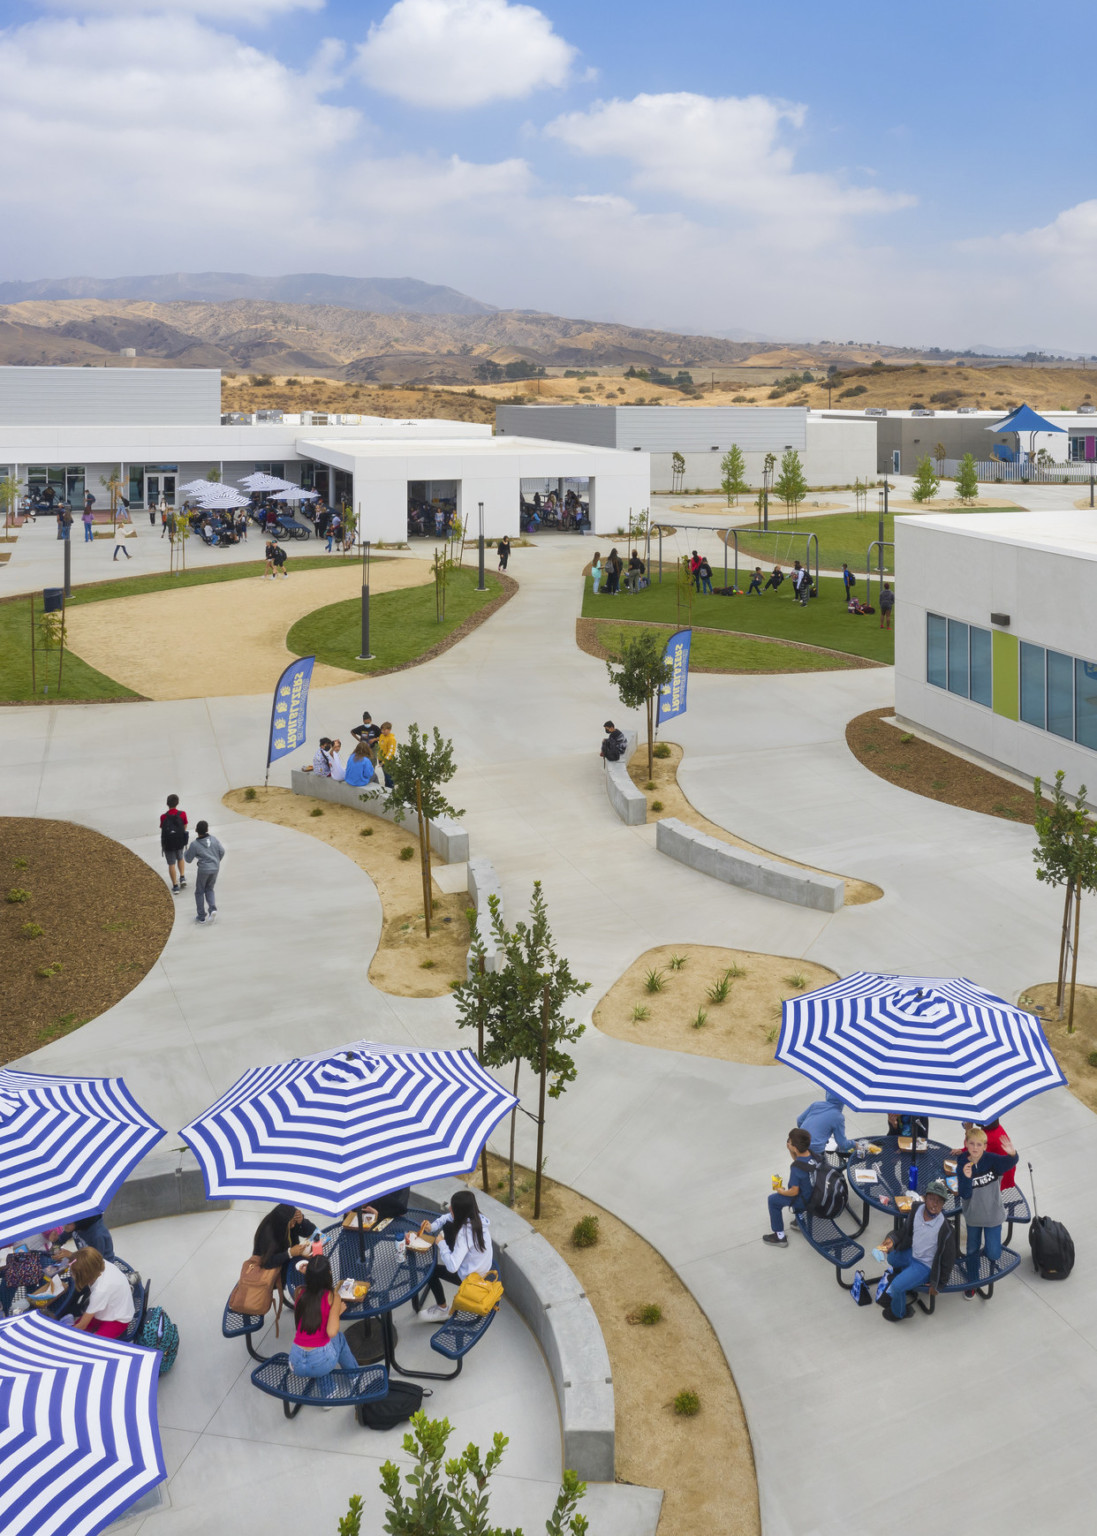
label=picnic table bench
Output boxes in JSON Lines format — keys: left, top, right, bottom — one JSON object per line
{"left": 221, "top": 1300, "right": 271, "bottom": 1361}
{"left": 250, "top": 1354, "right": 388, "bottom": 1418}
{"left": 794, "top": 1211, "right": 865, "bottom": 1288}
{"left": 388, "top": 1305, "right": 498, "bottom": 1381}
{"left": 914, "top": 1247, "right": 1022, "bottom": 1313}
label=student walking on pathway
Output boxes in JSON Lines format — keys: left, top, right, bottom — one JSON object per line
{"left": 184, "top": 821, "right": 226, "bottom": 923}
{"left": 879, "top": 583, "right": 895, "bottom": 629}
{"left": 160, "top": 794, "right": 189, "bottom": 893}
{"left": 497, "top": 536, "right": 511, "bottom": 571}
{"left": 112, "top": 522, "right": 132, "bottom": 561}
{"left": 82, "top": 507, "right": 94, "bottom": 542}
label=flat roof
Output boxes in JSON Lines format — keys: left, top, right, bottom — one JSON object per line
{"left": 297, "top": 434, "right": 634, "bottom": 459}
{"left": 896, "top": 509, "right": 1097, "bottom": 562}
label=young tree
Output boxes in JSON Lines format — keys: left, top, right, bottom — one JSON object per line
{"left": 720, "top": 445, "right": 748, "bottom": 506}
{"left": 774, "top": 448, "right": 807, "bottom": 522}
{"left": 453, "top": 885, "right": 587, "bottom": 1211}
{"left": 1033, "top": 772, "right": 1097, "bottom": 1031}
{"left": 381, "top": 724, "right": 462, "bottom": 939}
{"left": 954, "top": 453, "right": 979, "bottom": 503}
{"left": 605, "top": 626, "right": 673, "bottom": 779}
{"left": 205, "top": 466, "right": 222, "bottom": 483}
{"left": 431, "top": 547, "right": 450, "bottom": 621}
{"left": 934, "top": 441, "right": 947, "bottom": 478}
{"left": 910, "top": 454, "right": 940, "bottom": 503}
{"left": 0, "top": 473, "right": 22, "bottom": 530}
{"left": 375, "top": 1413, "right": 589, "bottom": 1536}
{"left": 671, "top": 451, "right": 685, "bottom": 493}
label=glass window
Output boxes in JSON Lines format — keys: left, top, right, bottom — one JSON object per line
{"left": 970, "top": 626, "right": 992, "bottom": 707}
{"left": 1020, "top": 642, "right": 1046, "bottom": 728}
{"left": 947, "top": 619, "right": 969, "bottom": 696}
{"left": 1076, "top": 660, "right": 1097, "bottom": 751}
{"left": 927, "top": 614, "right": 947, "bottom": 689}
{"left": 1047, "top": 650, "right": 1075, "bottom": 739}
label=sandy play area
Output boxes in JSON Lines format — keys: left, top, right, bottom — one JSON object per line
{"left": 626, "top": 743, "right": 881, "bottom": 905}
{"left": 471, "top": 1152, "right": 759, "bottom": 1536}
{"left": 224, "top": 786, "right": 470, "bottom": 997}
{"left": 65, "top": 557, "right": 433, "bottom": 700}
{"left": 594, "top": 942, "right": 838, "bottom": 1064}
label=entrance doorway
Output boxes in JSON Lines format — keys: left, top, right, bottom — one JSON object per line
{"left": 129, "top": 465, "right": 178, "bottom": 508}
{"left": 407, "top": 480, "right": 458, "bottom": 539}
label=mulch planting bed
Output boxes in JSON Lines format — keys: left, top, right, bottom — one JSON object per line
{"left": 846, "top": 707, "right": 1044, "bottom": 824}
{"left": 0, "top": 818, "right": 173, "bottom": 1061}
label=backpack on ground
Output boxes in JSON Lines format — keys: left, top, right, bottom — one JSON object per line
{"left": 139, "top": 1306, "right": 180, "bottom": 1375}
{"left": 356, "top": 1381, "right": 431, "bottom": 1430}
{"left": 1028, "top": 1163, "right": 1074, "bottom": 1280}
{"left": 808, "top": 1159, "right": 849, "bottom": 1220}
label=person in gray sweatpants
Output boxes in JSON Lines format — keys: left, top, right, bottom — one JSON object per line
{"left": 183, "top": 820, "right": 226, "bottom": 923}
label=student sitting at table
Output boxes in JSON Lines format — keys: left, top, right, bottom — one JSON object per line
{"left": 356, "top": 1187, "right": 411, "bottom": 1225}
{"left": 410, "top": 1191, "right": 492, "bottom": 1320}
{"left": 954, "top": 1124, "right": 1018, "bottom": 1297}
{"left": 876, "top": 1180, "right": 956, "bottom": 1323}
{"left": 253, "top": 1205, "right": 314, "bottom": 1273}
{"left": 69, "top": 1248, "right": 135, "bottom": 1338}
{"left": 762, "top": 1128, "right": 818, "bottom": 1247}
{"left": 288, "top": 1255, "right": 360, "bottom": 1403}
{"left": 796, "top": 1091, "right": 854, "bottom": 1158}
{"left": 886, "top": 1113, "right": 929, "bottom": 1141}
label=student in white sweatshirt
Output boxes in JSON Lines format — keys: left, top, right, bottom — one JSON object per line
{"left": 411, "top": 1190, "right": 492, "bottom": 1321}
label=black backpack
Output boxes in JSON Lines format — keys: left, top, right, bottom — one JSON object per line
{"left": 356, "top": 1381, "right": 430, "bottom": 1430}
{"left": 603, "top": 732, "right": 626, "bottom": 763}
{"left": 808, "top": 1159, "right": 849, "bottom": 1221}
{"left": 161, "top": 811, "right": 188, "bottom": 852}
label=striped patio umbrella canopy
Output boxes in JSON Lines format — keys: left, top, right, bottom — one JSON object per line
{"left": 0, "top": 1069, "right": 163, "bottom": 1247}
{"left": 179, "top": 1041, "right": 518, "bottom": 1213}
{"left": 239, "top": 472, "right": 294, "bottom": 493}
{"left": 270, "top": 487, "right": 319, "bottom": 501}
{"left": 0, "top": 1312, "right": 165, "bottom": 1536}
{"left": 176, "top": 479, "right": 217, "bottom": 496}
{"left": 776, "top": 973, "right": 1066, "bottom": 1122}
{"left": 193, "top": 486, "right": 249, "bottom": 510}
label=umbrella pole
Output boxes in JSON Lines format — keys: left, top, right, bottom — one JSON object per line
{"left": 358, "top": 1206, "right": 366, "bottom": 1263}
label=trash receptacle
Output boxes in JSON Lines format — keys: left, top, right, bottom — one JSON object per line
{"left": 43, "top": 588, "right": 63, "bottom": 612}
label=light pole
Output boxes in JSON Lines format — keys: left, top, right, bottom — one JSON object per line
{"left": 878, "top": 472, "right": 890, "bottom": 584}
{"left": 357, "top": 505, "right": 375, "bottom": 661}
{"left": 477, "top": 500, "right": 485, "bottom": 591}
{"left": 762, "top": 452, "right": 775, "bottom": 532}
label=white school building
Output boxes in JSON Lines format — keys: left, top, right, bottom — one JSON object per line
{"left": 0, "top": 367, "right": 650, "bottom": 542}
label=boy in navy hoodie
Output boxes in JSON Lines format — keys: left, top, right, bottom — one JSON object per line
{"left": 954, "top": 1124, "right": 1018, "bottom": 1296}
{"left": 763, "top": 1128, "right": 818, "bottom": 1247}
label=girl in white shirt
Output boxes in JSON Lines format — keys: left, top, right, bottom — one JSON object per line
{"left": 412, "top": 1191, "right": 491, "bottom": 1322}
{"left": 70, "top": 1247, "right": 135, "bottom": 1339}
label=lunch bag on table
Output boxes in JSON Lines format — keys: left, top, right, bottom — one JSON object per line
{"left": 357, "top": 1382, "right": 431, "bottom": 1430}
{"left": 451, "top": 1270, "right": 504, "bottom": 1317}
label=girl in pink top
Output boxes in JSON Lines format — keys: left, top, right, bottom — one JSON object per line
{"left": 287, "top": 1256, "right": 359, "bottom": 1402}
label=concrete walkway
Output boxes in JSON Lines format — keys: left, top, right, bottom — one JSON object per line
{"left": 2, "top": 526, "right": 1096, "bottom": 1535}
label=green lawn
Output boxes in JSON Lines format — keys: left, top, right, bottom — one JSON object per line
{"left": 730, "top": 506, "right": 1017, "bottom": 577}
{"left": 582, "top": 575, "right": 894, "bottom": 662}
{"left": 592, "top": 620, "right": 860, "bottom": 673}
{"left": 287, "top": 567, "right": 503, "bottom": 674}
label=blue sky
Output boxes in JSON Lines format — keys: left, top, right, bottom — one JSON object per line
{"left": 1, "top": 0, "right": 1094, "bottom": 348}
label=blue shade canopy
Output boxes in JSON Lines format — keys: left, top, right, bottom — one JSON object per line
{"left": 179, "top": 1040, "right": 518, "bottom": 1214}
{"left": 776, "top": 973, "right": 1066, "bottom": 1121}
{"left": 0, "top": 1313, "right": 165, "bottom": 1536}
{"left": 987, "top": 403, "right": 1066, "bottom": 435}
{"left": 0, "top": 1069, "right": 164, "bottom": 1246}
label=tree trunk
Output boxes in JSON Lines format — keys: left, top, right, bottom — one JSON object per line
{"left": 646, "top": 692, "right": 654, "bottom": 779}
{"left": 508, "top": 1058, "right": 520, "bottom": 1208}
{"left": 1067, "top": 887, "right": 1082, "bottom": 1034}
{"left": 1057, "top": 881, "right": 1074, "bottom": 1015}
{"left": 415, "top": 778, "right": 432, "bottom": 938}
{"left": 534, "top": 983, "right": 550, "bottom": 1220}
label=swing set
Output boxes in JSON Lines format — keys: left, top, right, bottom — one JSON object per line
{"left": 644, "top": 521, "right": 819, "bottom": 597}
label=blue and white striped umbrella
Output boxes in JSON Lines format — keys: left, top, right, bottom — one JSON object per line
{"left": 0, "top": 1312, "right": 165, "bottom": 1536}
{"left": 0, "top": 1070, "right": 163, "bottom": 1246}
{"left": 776, "top": 973, "right": 1066, "bottom": 1121}
{"left": 179, "top": 1041, "right": 518, "bottom": 1213}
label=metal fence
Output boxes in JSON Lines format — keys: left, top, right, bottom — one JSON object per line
{"left": 940, "top": 459, "right": 1097, "bottom": 484}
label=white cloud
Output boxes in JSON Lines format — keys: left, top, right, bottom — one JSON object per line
{"left": 547, "top": 92, "right": 912, "bottom": 241}
{"left": 33, "top": 0, "right": 322, "bottom": 18}
{"left": 356, "top": 0, "right": 576, "bottom": 109}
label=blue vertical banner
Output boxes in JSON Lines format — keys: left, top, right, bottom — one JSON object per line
{"left": 267, "top": 656, "right": 315, "bottom": 772}
{"left": 657, "top": 629, "right": 691, "bottom": 725}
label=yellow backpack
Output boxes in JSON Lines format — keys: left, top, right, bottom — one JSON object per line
{"left": 451, "top": 1269, "right": 504, "bottom": 1317}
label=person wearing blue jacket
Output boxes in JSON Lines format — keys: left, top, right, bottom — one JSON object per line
{"left": 796, "top": 1091, "right": 854, "bottom": 1157}
{"left": 954, "top": 1124, "right": 1018, "bottom": 1296}
{"left": 343, "top": 739, "right": 376, "bottom": 788}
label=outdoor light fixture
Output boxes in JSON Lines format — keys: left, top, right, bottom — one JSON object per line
{"left": 991, "top": 613, "right": 1010, "bottom": 627}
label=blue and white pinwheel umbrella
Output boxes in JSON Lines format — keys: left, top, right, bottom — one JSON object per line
{"left": 776, "top": 973, "right": 1066, "bottom": 1122}
{"left": 0, "top": 1312, "right": 165, "bottom": 1536}
{"left": 0, "top": 1069, "right": 163, "bottom": 1246}
{"left": 179, "top": 1041, "right": 517, "bottom": 1213}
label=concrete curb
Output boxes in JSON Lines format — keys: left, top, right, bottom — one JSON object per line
{"left": 290, "top": 769, "right": 469, "bottom": 862}
{"left": 415, "top": 1180, "right": 617, "bottom": 1485}
{"left": 467, "top": 856, "right": 504, "bottom": 973}
{"left": 103, "top": 1147, "right": 228, "bottom": 1227}
{"left": 655, "top": 815, "right": 844, "bottom": 912}
{"left": 603, "top": 729, "right": 646, "bottom": 826}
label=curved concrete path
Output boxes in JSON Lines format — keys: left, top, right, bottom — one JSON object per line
{"left": 2, "top": 525, "right": 1096, "bottom": 1536}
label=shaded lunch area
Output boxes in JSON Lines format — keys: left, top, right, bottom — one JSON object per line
{"left": 765, "top": 973, "right": 1073, "bottom": 1322}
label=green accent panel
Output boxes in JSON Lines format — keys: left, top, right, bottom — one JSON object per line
{"left": 993, "top": 629, "right": 1019, "bottom": 720}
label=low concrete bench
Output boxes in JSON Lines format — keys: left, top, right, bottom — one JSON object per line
{"left": 290, "top": 768, "right": 468, "bottom": 862}
{"left": 467, "top": 856, "right": 504, "bottom": 973}
{"left": 603, "top": 729, "right": 646, "bottom": 827}
{"left": 655, "top": 817, "right": 844, "bottom": 913}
